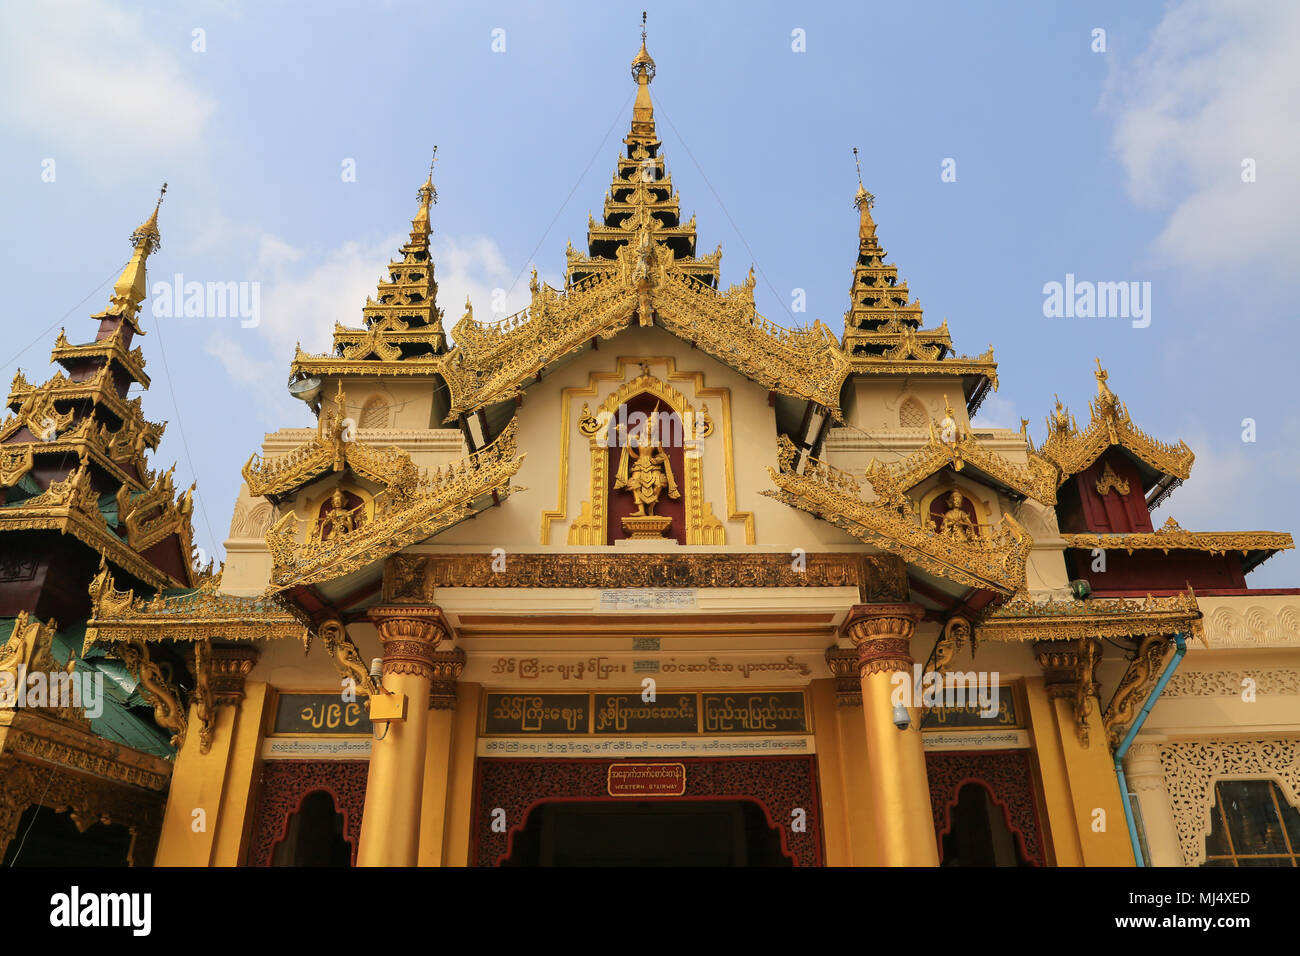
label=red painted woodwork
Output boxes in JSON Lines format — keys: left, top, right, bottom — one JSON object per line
{"left": 1073, "top": 451, "right": 1153, "bottom": 534}
{"left": 925, "top": 749, "right": 1045, "bottom": 866}
{"left": 1070, "top": 548, "right": 1247, "bottom": 592}
{"left": 604, "top": 391, "right": 687, "bottom": 545}
{"left": 247, "top": 760, "right": 368, "bottom": 866}
{"left": 471, "top": 756, "right": 824, "bottom": 866}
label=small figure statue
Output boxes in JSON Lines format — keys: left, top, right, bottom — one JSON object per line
{"left": 938, "top": 490, "right": 978, "bottom": 542}
{"left": 615, "top": 416, "right": 679, "bottom": 517}
{"left": 323, "top": 488, "right": 361, "bottom": 540}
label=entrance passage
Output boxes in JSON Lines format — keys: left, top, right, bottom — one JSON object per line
{"left": 503, "top": 800, "right": 794, "bottom": 867}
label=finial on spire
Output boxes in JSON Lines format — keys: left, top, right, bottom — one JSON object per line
{"left": 851, "top": 148, "right": 874, "bottom": 211}
{"left": 418, "top": 146, "right": 438, "bottom": 207}
{"left": 631, "top": 11, "right": 656, "bottom": 83}
{"left": 131, "top": 181, "right": 166, "bottom": 253}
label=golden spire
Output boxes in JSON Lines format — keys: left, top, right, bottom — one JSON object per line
{"left": 629, "top": 11, "right": 657, "bottom": 142}
{"left": 105, "top": 182, "right": 166, "bottom": 321}
{"left": 411, "top": 146, "right": 437, "bottom": 242}
{"left": 852, "top": 148, "right": 876, "bottom": 240}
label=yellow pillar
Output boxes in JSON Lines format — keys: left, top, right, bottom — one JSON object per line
{"left": 843, "top": 603, "right": 938, "bottom": 867}
{"left": 1023, "top": 676, "right": 1084, "bottom": 866}
{"left": 155, "top": 647, "right": 264, "bottom": 867}
{"left": 1034, "top": 639, "right": 1134, "bottom": 866}
{"left": 807, "top": 678, "right": 851, "bottom": 866}
{"left": 418, "top": 648, "right": 465, "bottom": 866}
{"left": 442, "top": 681, "right": 482, "bottom": 867}
{"left": 356, "top": 606, "right": 449, "bottom": 867}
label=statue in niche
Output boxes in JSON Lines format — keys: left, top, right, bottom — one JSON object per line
{"left": 318, "top": 488, "right": 364, "bottom": 542}
{"left": 937, "top": 490, "right": 979, "bottom": 543}
{"left": 615, "top": 410, "right": 679, "bottom": 518}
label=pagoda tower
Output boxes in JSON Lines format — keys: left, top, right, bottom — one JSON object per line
{"left": 1, "top": 187, "right": 201, "bottom": 625}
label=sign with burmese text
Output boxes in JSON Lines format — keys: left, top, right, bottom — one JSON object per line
{"left": 919, "top": 689, "right": 1020, "bottom": 730}
{"left": 482, "top": 691, "right": 807, "bottom": 736}
{"left": 607, "top": 762, "right": 687, "bottom": 796}
{"left": 273, "top": 693, "right": 372, "bottom": 736}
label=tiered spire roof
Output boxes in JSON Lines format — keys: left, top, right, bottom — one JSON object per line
{"left": 842, "top": 149, "right": 951, "bottom": 359}
{"left": 0, "top": 186, "right": 198, "bottom": 594}
{"left": 566, "top": 17, "right": 719, "bottom": 289}
{"left": 324, "top": 149, "right": 448, "bottom": 364}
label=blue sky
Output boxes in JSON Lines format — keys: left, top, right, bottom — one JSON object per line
{"left": 2, "top": 0, "right": 1297, "bottom": 584}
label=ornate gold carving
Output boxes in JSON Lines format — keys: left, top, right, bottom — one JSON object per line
{"left": 115, "top": 638, "right": 187, "bottom": 750}
{"left": 765, "top": 450, "right": 1031, "bottom": 594}
{"left": 559, "top": 360, "right": 733, "bottom": 546}
{"left": 1095, "top": 461, "right": 1130, "bottom": 496}
{"left": 933, "top": 616, "right": 973, "bottom": 673}
{"left": 84, "top": 561, "right": 303, "bottom": 652}
{"left": 979, "top": 590, "right": 1203, "bottom": 644}
{"left": 1063, "top": 517, "right": 1292, "bottom": 562}
{"left": 191, "top": 638, "right": 216, "bottom": 755}
{"left": 383, "top": 551, "right": 909, "bottom": 604}
{"left": 825, "top": 646, "right": 862, "bottom": 706}
{"left": 843, "top": 603, "right": 924, "bottom": 677}
{"left": 862, "top": 413, "right": 1059, "bottom": 506}
{"left": 1039, "top": 361, "right": 1195, "bottom": 489}
{"left": 1162, "top": 668, "right": 1300, "bottom": 698}
{"left": 613, "top": 404, "right": 679, "bottom": 533}
{"left": 1035, "top": 636, "right": 1102, "bottom": 747}
{"left": 369, "top": 606, "right": 451, "bottom": 681}
{"left": 1102, "top": 635, "right": 1173, "bottom": 751}
{"left": 317, "top": 619, "right": 379, "bottom": 699}
{"left": 265, "top": 417, "right": 525, "bottom": 589}
{"left": 429, "top": 646, "right": 466, "bottom": 710}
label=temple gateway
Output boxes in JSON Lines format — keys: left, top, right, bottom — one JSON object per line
{"left": 3, "top": 29, "right": 1298, "bottom": 868}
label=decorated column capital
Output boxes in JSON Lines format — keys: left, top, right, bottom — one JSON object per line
{"left": 842, "top": 603, "right": 924, "bottom": 677}
{"left": 429, "top": 646, "right": 467, "bottom": 710}
{"left": 367, "top": 605, "right": 451, "bottom": 680}
{"left": 209, "top": 643, "right": 261, "bottom": 705}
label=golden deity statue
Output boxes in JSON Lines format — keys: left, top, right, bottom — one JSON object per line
{"left": 323, "top": 489, "right": 361, "bottom": 540}
{"left": 614, "top": 406, "right": 680, "bottom": 539}
{"left": 938, "top": 490, "right": 978, "bottom": 543}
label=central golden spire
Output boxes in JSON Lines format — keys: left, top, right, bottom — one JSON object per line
{"left": 104, "top": 182, "right": 166, "bottom": 323}
{"left": 628, "top": 11, "right": 657, "bottom": 143}
{"left": 412, "top": 145, "right": 437, "bottom": 242}
{"left": 852, "top": 148, "right": 876, "bottom": 239}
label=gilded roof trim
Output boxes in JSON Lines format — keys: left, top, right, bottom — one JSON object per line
{"left": 976, "top": 590, "right": 1204, "bottom": 643}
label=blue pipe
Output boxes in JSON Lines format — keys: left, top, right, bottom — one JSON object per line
{"left": 1113, "top": 632, "right": 1187, "bottom": 867}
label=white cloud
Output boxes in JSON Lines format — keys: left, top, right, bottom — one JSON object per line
{"left": 1150, "top": 432, "right": 1250, "bottom": 531}
{"left": 970, "top": 393, "right": 1019, "bottom": 431}
{"left": 205, "top": 331, "right": 274, "bottom": 386}
{"left": 1104, "top": 1, "right": 1300, "bottom": 271}
{"left": 0, "top": 0, "right": 215, "bottom": 173}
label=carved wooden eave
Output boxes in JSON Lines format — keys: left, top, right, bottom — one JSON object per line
{"left": 864, "top": 423, "right": 1059, "bottom": 507}
{"left": 1037, "top": 363, "right": 1194, "bottom": 503}
{"left": 242, "top": 385, "right": 424, "bottom": 501}
{"left": 50, "top": 326, "right": 151, "bottom": 389}
{"left": 1063, "top": 517, "right": 1294, "bottom": 572}
{"left": 0, "top": 466, "right": 183, "bottom": 590}
{"left": 265, "top": 418, "right": 526, "bottom": 590}
{"left": 0, "top": 416, "right": 162, "bottom": 493}
{"left": 292, "top": 261, "right": 854, "bottom": 425}
{"left": 976, "top": 590, "right": 1204, "bottom": 644}
{"left": 83, "top": 564, "right": 305, "bottom": 654}
{"left": 762, "top": 444, "right": 1032, "bottom": 594}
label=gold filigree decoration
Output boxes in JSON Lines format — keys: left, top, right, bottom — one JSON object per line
{"left": 84, "top": 560, "right": 304, "bottom": 654}
{"left": 1039, "top": 361, "right": 1195, "bottom": 488}
{"left": 978, "top": 590, "right": 1203, "bottom": 644}
{"left": 114, "top": 638, "right": 187, "bottom": 750}
{"left": 1102, "top": 635, "right": 1173, "bottom": 751}
{"left": 763, "top": 449, "right": 1032, "bottom": 594}
{"left": 1095, "top": 461, "right": 1130, "bottom": 496}
{"left": 318, "top": 620, "right": 380, "bottom": 699}
{"left": 265, "top": 418, "right": 525, "bottom": 589}
{"left": 1062, "top": 518, "right": 1292, "bottom": 561}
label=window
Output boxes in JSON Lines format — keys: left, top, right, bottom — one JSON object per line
{"left": 1202, "top": 780, "right": 1300, "bottom": 867}
{"left": 939, "top": 783, "right": 1032, "bottom": 867}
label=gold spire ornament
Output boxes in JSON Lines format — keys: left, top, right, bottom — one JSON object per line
{"left": 104, "top": 182, "right": 166, "bottom": 322}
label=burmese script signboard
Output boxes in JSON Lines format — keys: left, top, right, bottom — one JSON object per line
{"left": 273, "top": 693, "right": 372, "bottom": 736}
{"left": 483, "top": 691, "right": 808, "bottom": 736}
{"left": 919, "top": 687, "right": 1020, "bottom": 731}
{"left": 607, "top": 762, "right": 687, "bottom": 796}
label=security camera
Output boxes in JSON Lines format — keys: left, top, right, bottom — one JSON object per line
{"left": 891, "top": 702, "right": 911, "bottom": 731}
